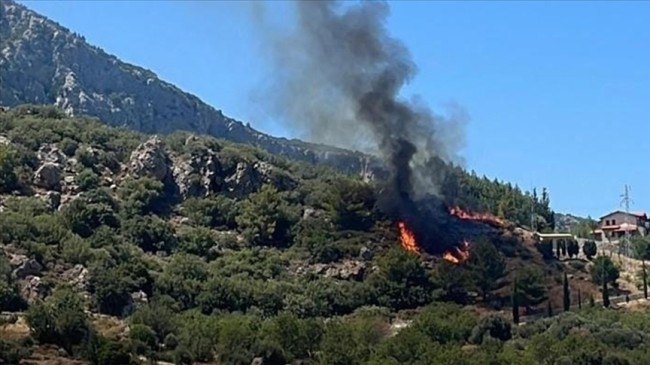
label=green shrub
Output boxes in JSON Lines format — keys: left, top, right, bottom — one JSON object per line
{"left": 0, "top": 144, "right": 18, "bottom": 193}
{"left": 25, "top": 288, "right": 91, "bottom": 354}
{"left": 176, "top": 226, "right": 216, "bottom": 257}
{"left": 0, "top": 339, "right": 32, "bottom": 364}
{"left": 469, "top": 314, "right": 512, "bottom": 344}
{"left": 60, "top": 235, "right": 93, "bottom": 265}
{"left": 77, "top": 168, "right": 100, "bottom": 191}
{"left": 129, "top": 324, "right": 158, "bottom": 355}
{"left": 182, "top": 196, "right": 238, "bottom": 229}
{"left": 122, "top": 215, "right": 176, "bottom": 253}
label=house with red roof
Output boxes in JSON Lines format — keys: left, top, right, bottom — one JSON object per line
{"left": 592, "top": 210, "right": 650, "bottom": 242}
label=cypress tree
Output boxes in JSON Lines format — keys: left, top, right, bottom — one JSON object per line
{"left": 589, "top": 294, "right": 595, "bottom": 307}
{"left": 643, "top": 260, "right": 648, "bottom": 300}
{"left": 547, "top": 300, "right": 553, "bottom": 317}
{"left": 602, "top": 269, "right": 610, "bottom": 308}
{"left": 512, "top": 278, "right": 519, "bottom": 325}
{"left": 563, "top": 272, "right": 570, "bottom": 311}
{"left": 578, "top": 289, "right": 582, "bottom": 309}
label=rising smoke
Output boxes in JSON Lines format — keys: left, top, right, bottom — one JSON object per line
{"left": 251, "top": 1, "right": 467, "bottom": 225}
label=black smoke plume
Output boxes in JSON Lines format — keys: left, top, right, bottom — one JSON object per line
{"left": 251, "top": 1, "right": 468, "bottom": 251}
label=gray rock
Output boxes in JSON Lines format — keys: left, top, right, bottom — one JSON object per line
{"left": 42, "top": 191, "right": 61, "bottom": 210}
{"left": 359, "top": 246, "right": 373, "bottom": 261}
{"left": 0, "top": 135, "right": 10, "bottom": 145}
{"left": 302, "top": 207, "right": 326, "bottom": 220}
{"left": 13, "top": 259, "right": 43, "bottom": 279}
{"left": 128, "top": 136, "right": 171, "bottom": 181}
{"left": 224, "top": 162, "right": 262, "bottom": 197}
{"left": 62, "top": 264, "right": 89, "bottom": 291}
{"left": 254, "top": 161, "right": 297, "bottom": 191}
{"left": 172, "top": 137, "right": 222, "bottom": 197}
{"left": 251, "top": 358, "right": 264, "bottom": 365}
{"left": 131, "top": 290, "right": 148, "bottom": 304}
{"left": 8, "top": 253, "right": 28, "bottom": 268}
{"left": 37, "top": 144, "right": 66, "bottom": 164}
{"left": 323, "top": 260, "right": 366, "bottom": 281}
{"left": 19, "top": 276, "right": 49, "bottom": 304}
{"left": 33, "top": 162, "right": 62, "bottom": 190}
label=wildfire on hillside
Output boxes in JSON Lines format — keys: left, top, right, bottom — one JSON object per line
{"left": 397, "top": 221, "right": 471, "bottom": 264}
{"left": 442, "top": 240, "right": 471, "bottom": 264}
{"left": 449, "top": 206, "right": 506, "bottom": 227}
{"left": 397, "top": 221, "right": 419, "bottom": 253}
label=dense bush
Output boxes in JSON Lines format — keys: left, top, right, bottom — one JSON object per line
{"left": 0, "top": 144, "right": 18, "bottom": 193}
{"left": 0, "top": 255, "right": 26, "bottom": 311}
{"left": 369, "top": 247, "right": 435, "bottom": 310}
{"left": 591, "top": 256, "right": 620, "bottom": 286}
{"left": 25, "top": 288, "right": 91, "bottom": 354}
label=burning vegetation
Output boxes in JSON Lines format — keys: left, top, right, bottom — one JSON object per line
{"left": 449, "top": 206, "right": 506, "bottom": 227}
{"left": 397, "top": 221, "right": 419, "bottom": 253}
{"left": 396, "top": 205, "right": 506, "bottom": 264}
{"left": 397, "top": 219, "right": 472, "bottom": 264}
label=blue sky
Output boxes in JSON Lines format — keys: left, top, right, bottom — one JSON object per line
{"left": 19, "top": 1, "right": 650, "bottom": 218}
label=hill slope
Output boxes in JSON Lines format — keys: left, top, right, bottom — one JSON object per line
{"left": 0, "top": 105, "right": 622, "bottom": 365}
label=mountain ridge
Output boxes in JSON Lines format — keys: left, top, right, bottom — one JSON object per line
{"left": 0, "top": 0, "right": 378, "bottom": 177}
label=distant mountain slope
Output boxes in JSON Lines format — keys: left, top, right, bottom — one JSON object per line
{"left": 0, "top": 0, "right": 375, "bottom": 175}
{"left": 554, "top": 212, "right": 596, "bottom": 236}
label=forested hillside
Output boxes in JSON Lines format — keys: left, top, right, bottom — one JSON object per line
{"left": 0, "top": 106, "right": 570, "bottom": 363}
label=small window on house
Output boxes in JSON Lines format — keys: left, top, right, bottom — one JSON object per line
{"left": 605, "top": 220, "right": 610, "bottom": 226}
{"left": 612, "top": 219, "right": 616, "bottom": 225}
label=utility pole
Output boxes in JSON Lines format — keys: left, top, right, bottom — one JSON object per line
{"left": 620, "top": 184, "right": 633, "bottom": 271}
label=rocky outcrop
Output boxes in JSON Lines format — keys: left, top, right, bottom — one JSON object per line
{"left": 253, "top": 161, "right": 297, "bottom": 191}
{"left": 19, "top": 276, "right": 49, "bottom": 304}
{"left": 302, "top": 207, "right": 327, "bottom": 220}
{"left": 221, "top": 160, "right": 298, "bottom": 197}
{"left": 224, "top": 162, "right": 262, "bottom": 198}
{"left": 172, "top": 136, "right": 222, "bottom": 197}
{"left": 62, "top": 264, "right": 89, "bottom": 291}
{"left": 33, "top": 162, "right": 62, "bottom": 190}
{"left": 127, "top": 137, "right": 172, "bottom": 182}
{"left": 0, "top": 0, "right": 386, "bottom": 179}
{"left": 296, "top": 260, "right": 368, "bottom": 281}
{"left": 131, "top": 290, "right": 148, "bottom": 305}
{"left": 38, "top": 144, "right": 66, "bottom": 164}
{"left": 13, "top": 258, "right": 43, "bottom": 279}
{"left": 40, "top": 191, "right": 61, "bottom": 210}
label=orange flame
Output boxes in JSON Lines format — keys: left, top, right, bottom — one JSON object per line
{"left": 443, "top": 239, "right": 471, "bottom": 264}
{"left": 449, "top": 206, "right": 506, "bottom": 227}
{"left": 398, "top": 221, "right": 419, "bottom": 253}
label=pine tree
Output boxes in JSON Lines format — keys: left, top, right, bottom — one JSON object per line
{"left": 512, "top": 278, "right": 519, "bottom": 325}
{"left": 546, "top": 300, "right": 553, "bottom": 317}
{"left": 563, "top": 272, "right": 570, "bottom": 311}
{"left": 643, "top": 260, "right": 648, "bottom": 300}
